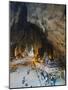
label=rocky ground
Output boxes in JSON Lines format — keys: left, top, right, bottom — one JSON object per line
{"left": 10, "top": 56, "right": 65, "bottom": 88}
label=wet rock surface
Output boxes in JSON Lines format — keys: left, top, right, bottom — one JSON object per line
{"left": 10, "top": 64, "right": 65, "bottom": 88}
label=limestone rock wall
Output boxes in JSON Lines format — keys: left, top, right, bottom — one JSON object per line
{"left": 27, "top": 3, "right": 66, "bottom": 57}
{"left": 10, "top": 2, "right": 66, "bottom": 61}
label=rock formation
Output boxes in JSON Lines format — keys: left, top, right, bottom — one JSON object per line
{"left": 10, "top": 2, "right": 66, "bottom": 66}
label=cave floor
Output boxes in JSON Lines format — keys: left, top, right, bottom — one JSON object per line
{"left": 10, "top": 56, "right": 65, "bottom": 88}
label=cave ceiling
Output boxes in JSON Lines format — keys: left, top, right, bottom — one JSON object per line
{"left": 10, "top": 2, "right": 66, "bottom": 57}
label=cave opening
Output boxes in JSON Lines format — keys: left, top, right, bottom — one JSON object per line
{"left": 10, "top": 2, "right": 65, "bottom": 68}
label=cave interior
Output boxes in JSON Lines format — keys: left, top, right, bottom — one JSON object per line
{"left": 10, "top": 2, "right": 66, "bottom": 68}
